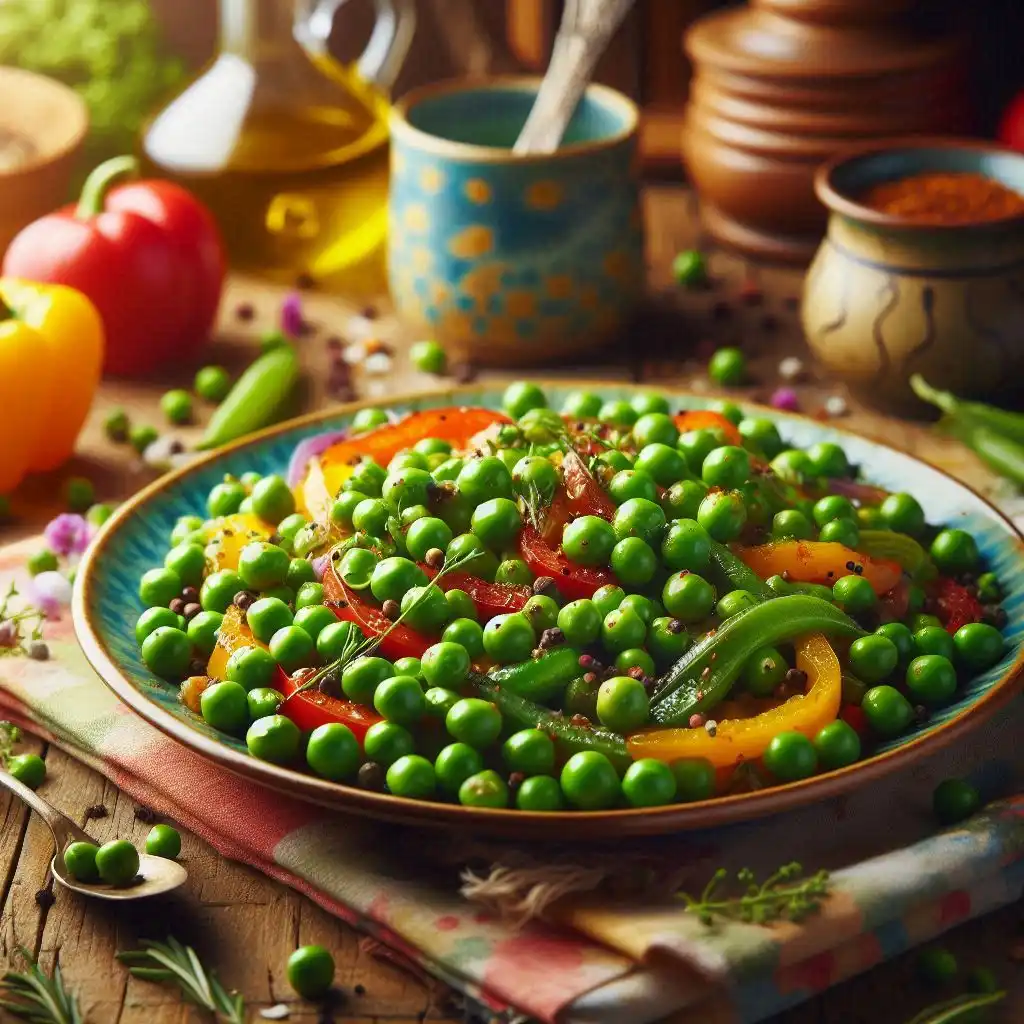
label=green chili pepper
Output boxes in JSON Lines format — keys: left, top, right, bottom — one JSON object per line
{"left": 708, "top": 541, "right": 775, "bottom": 601}
{"left": 485, "top": 646, "right": 582, "bottom": 702}
{"left": 197, "top": 344, "right": 300, "bottom": 450}
{"left": 765, "top": 574, "right": 837, "bottom": 603}
{"left": 650, "top": 595, "right": 865, "bottom": 725}
{"left": 473, "top": 676, "right": 631, "bottom": 772}
{"left": 911, "top": 376, "right": 1024, "bottom": 488}
{"left": 858, "top": 530, "right": 936, "bottom": 582}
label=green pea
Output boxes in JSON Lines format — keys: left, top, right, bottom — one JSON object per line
{"left": 701, "top": 445, "right": 751, "bottom": 490}
{"left": 861, "top": 685, "right": 914, "bottom": 736}
{"left": 139, "top": 566, "right": 182, "bottom": 608}
{"left": 502, "top": 729, "right": 556, "bottom": 776}
{"left": 562, "top": 515, "right": 616, "bottom": 566}
{"left": 135, "top": 606, "right": 180, "bottom": 644}
{"left": 632, "top": 412, "right": 678, "bottom": 449}
{"left": 287, "top": 946, "right": 335, "bottom": 999}
{"left": 561, "top": 390, "right": 603, "bottom": 418}
{"left": 522, "top": 594, "right": 559, "bottom": 632}
{"left": 812, "top": 495, "right": 856, "bottom": 527}
{"left": 306, "top": 723, "right": 361, "bottom": 781}
{"left": 707, "top": 347, "right": 746, "bottom": 386}
{"left": 696, "top": 490, "right": 747, "bottom": 542}
{"left": 661, "top": 479, "right": 707, "bottom": 522}
{"left": 471, "top": 497, "right": 522, "bottom": 549}
{"left": 446, "top": 697, "right": 503, "bottom": 749}
{"left": 742, "top": 645, "right": 787, "bottom": 696}
{"left": 247, "top": 687, "right": 284, "bottom": 720}
{"left": 369, "top": 556, "right": 427, "bottom": 603}
{"left": 930, "top": 529, "right": 979, "bottom": 574}
{"left": 200, "top": 570, "right": 245, "bottom": 613}
{"left": 806, "top": 442, "right": 850, "bottom": 478}
{"left": 738, "top": 417, "right": 783, "bottom": 459}
{"left": 932, "top": 777, "right": 981, "bottom": 825}
{"left": 614, "top": 648, "right": 656, "bottom": 677}
{"left": 201, "top": 680, "right": 250, "bottom": 734}
{"left": 819, "top": 518, "right": 859, "bottom": 547}
{"left": 634, "top": 443, "right": 687, "bottom": 487}
{"left": 141, "top": 626, "right": 191, "bottom": 679}
{"left": 848, "top": 635, "right": 899, "bottom": 683}
{"left": 434, "top": 742, "right": 483, "bottom": 794}
{"left": 662, "top": 572, "right": 715, "bottom": 623}
{"left": 608, "top": 469, "right": 658, "bottom": 505}
{"left": 596, "top": 676, "right": 649, "bottom": 731}
{"left": 559, "top": 751, "right": 620, "bottom": 810}
{"left": 503, "top": 381, "right": 547, "bottom": 419}
{"left": 511, "top": 455, "right": 560, "bottom": 503}
{"left": 207, "top": 480, "right": 247, "bottom": 518}
{"left": 717, "top": 589, "right": 758, "bottom": 620}
{"left": 764, "top": 731, "right": 818, "bottom": 781}
{"left": 341, "top": 655, "right": 393, "bottom": 703}
{"left": 610, "top": 537, "right": 657, "bottom": 587}
{"left": 598, "top": 399, "right": 638, "bottom": 428}
{"left": 459, "top": 769, "right": 509, "bottom": 808}
{"left": 647, "top": 616, "right": 691, "bottom": 668}
{"left": 952, "top": 622, "right": 1004, "bottom": 672}
{"left": 161, "top": 388, "right": 192, "bottom": 425}
{"left": 557, "top": 599, "right": 601, "bottom": 647}
{"left": 914, "top": 625, "right": 955, "bottom": 661}
{"left": 905, "top": 654, "right": 957, "bottom": 706}
{"left": 95, "top": 840, "right": 140, "bottom": 887}
{"left": 146, "top": 824, "right": 182, "bottom": 860}
{"left": 442, "top": 616, "right": 484, "bottom": 655}
{"left": 246, "top": 597, "right": 293, "bottom": 644}
{"left": 8, "top": 753, "right": 45, "bottom": 790}
{"left": 238, "top": 542, "right": 290, "bottom": 591}
{"left": 671, "top": 758, "right": 715, "bottom": 802}
{"left": 771, "top": 449, "right": 813, "bottom": 484}
{"left": 591, "top": 585, "right": 626, "bottom": 618}
{"left": 672, "top": 249, "right": 706, "bottom": 286}
{"left": 678, "top": 428, "right": 725, "bottom": 474}
{"left": 483, "top": 613, "right": 536, "bottom": 663}
{"left": 421, "top": 642, "right": 471, "bottom": 688}
{"left": 63, "top": 841, "right": 100, "bottom": 882}
{"left": 878, "top": 492, "right": 926, "bottom": 536}
{"left": 631, "top": 391, "right": 671, "bottom": 416}
{"left": 813, "top": 720, "right": 861, "bottom": 769}
{"left": 516, "top": 775, "right": 565, "bottom": 811}
{"left": 194, "top": 365, "right": 231, "bottom": 402}
{"left": 622, "top": 759, "right": 676, "bottom": 808}
{"left": 612, "top": 497, "right": 666, "bottom": 546}
{"left": 832, "top": 575, "right": 877, "bottom": 616}
{"left": 601, "top": 606, "right": 647, "bottom": 654}
{"left": 400, "top": 585, "right": 451, "bottom": 633}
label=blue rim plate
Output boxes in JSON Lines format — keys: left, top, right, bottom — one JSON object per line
{"left": 73, "top": 384, "right": 1024, "bottom": 838}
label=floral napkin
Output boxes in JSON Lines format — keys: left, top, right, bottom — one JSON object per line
{"left": 1, "top": 533, "right": 1023, "bottom": 1024}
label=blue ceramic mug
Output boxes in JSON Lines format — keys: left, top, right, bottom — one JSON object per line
{"left": 388, "top": 78, "right": 643, "bottom": 366}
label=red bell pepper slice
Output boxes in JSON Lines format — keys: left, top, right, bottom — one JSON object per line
{"left": 322, "top": 569, "right": 433, "bottom": 659}
{"left": 674, "top": 410, "right": 743, "bottom": 446}
{"left": 934, "top": 577, "right": 984, "bottom": 635}
{"left": 541, "top": 448, "right": 615, "bottom": 544}
{"left": 318, "top": 406, "right": 510, "bottom": 472}
{"left": 518, "top": 525, "right": 617, "bottom": 601}
{"left": 279, "top": 674, "right": 381, "bottom": 740}
{"left": 421, "top": 567, "right": 530, "bottom": 619}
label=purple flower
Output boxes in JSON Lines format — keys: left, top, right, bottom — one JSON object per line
{"left": 44, "top": 514, "right": 91, "bottom": 556}
{"left": 28, "top": 570, "right": 72, "bottom": 620}
{"left": 770, "top": 387, "right": 800, "bottom": 412}
{"left": 280, "top": 292, "right": 304, "bottom": 338}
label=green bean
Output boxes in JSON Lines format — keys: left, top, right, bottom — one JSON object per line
{"left": 485, "top": 646, "right": 582, "bottom": 702}
{"left": 197, "top": 344, "right": 300, "bottom": 450}
{"left": 708, "top": 541, "right": 775, "bottom": 601}
{"left": 651, "top": 595, "right": 865, "bottom": 726}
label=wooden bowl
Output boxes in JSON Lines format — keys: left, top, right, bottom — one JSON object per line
{"left": 0, "top": 68, "right": 88, "bottom": 255}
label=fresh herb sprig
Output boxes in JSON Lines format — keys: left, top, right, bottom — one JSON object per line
{"left": 0, "top": 949, "right": 82, "bottom": 1024}
{"left": 0, "top": 583, "right": 46, "bottom": 658}
{"left": 0, "top": 720, "right": 21, "bottom": 768}
{"left": 118, "top": 938, "right": 244, "bottom": 1024}
{"left": 904, "top": 990, "right": 1006, "bottom": 1024}
{"left": 680, "top": 863, "right": 830, "bottom": 926}
{"left": 291, "top": 547, "right": 481, "bottom": 697}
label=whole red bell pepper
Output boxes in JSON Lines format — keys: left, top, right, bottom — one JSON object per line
{"left": 2, "top": 155, "right": 225, "bottom": 376}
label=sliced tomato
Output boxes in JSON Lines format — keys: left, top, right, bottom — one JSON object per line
{"left": 279, "top": 674, "right": 381, "bottom": 739}
{"left": 313, "top": 407, "right": 511, "bottom": 501}
{"left": 878, "top": 578, "right": 910, "bottom": 623}
{"left": 518, "top": 525, "right": 617, "bottom": 600}
{"left": 933, "top": 577, "right": 984, "bottom": 635}
{"left": 322, "top": 570, "right": 433, "bottom": 660}
{"left": 421, "top": 567, "right": 530, "bottom": 619}
{"left": 540, "top": 448, "right": 615, "bottom": 544}
{"left": 674, "top": 410, "right": 743, "bottom": 446}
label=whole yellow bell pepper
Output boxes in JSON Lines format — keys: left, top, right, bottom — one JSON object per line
{"left": 626, "top": 633, "right": 841, "bottom": 767}
{"left": 0, "top": 279, "right": 104, "bottom": 493}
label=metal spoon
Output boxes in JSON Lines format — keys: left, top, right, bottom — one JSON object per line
{"left": 513, "top": 0, "right": 635, "bottom": 155}
{"left": 0, "top": 766, "right": 187, "bottom": 901}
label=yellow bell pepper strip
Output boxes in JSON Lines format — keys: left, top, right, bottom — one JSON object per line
{"left": 0, "top": 279, "right": 103, "bottom": 490}
{"left": 649, "top": 594, "right": 864, "bottom": 725}
{"left": 736, "top": 540, "right": 903, "bottom": 595}
{"left": 203, "top": 513, "right": 273, "bottom": 572}
{"left": 628, "top": 633, "right": 841, "bottom": 767}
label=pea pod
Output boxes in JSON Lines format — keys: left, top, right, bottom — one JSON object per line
{"left": 473, "top": 676, "right": 631, "bottom": 772}
{"left": 858, "top": 530, "right": 936, "bottom": 583}
{"left": 708, "top": 541, "right": 774, "bottom": 601}
{"left": 485, "top": 646, "right": 582, "bottom": 702}
{"left": 197, "top": 343, "right": 300, "bottom": 450}
{"left": 650, "top": 595, "right": 865, "bottom": 726}
{"left": 765, "top": 574, "right": 836, "bottom": 603}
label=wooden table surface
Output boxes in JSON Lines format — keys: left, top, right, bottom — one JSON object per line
{"left": 1, "top": 185, "right": 1020, "bottom": 1023}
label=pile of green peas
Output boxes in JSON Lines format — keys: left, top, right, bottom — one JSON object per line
{"left": 62, "top": 823, "right": 182, "bottom": 887}
{"left": 133, "top": 381, "right": 1010, "bottom": 810}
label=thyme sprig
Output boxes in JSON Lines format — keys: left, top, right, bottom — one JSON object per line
{"left": 0, "top": 583, "right": 47, "bottom": 658}
{"left": 118, "top": 938, "right": 244, "bottom": 1024}
{"left": 904, "top": 990, "right": 1005, "bottom": 1024}
{"left": 680, "top": 863, "right": 831, "bottom": 926}
{"left": 0, "top": 949, "right": 82, "bottom": 1024}
{"left": 290, "top": 547, "right": 481, "bottom": 698}
{"left": 0, "top": 720, "right": 21, "bottom": 768}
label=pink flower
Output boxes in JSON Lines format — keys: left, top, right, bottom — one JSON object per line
{"left": 770, "top": 387, "right": 800, "bottom": 412}
{"left": 28, "top": 570, "right": 72, "bottom": 620}
{"left": 280, "top": 292, "right": 304, "bottom": 338}
{"left": 44, "top": 514, "right": 91, "bottom": 556}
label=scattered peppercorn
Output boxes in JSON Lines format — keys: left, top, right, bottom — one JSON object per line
{"left": 27, "top": 640, "right": 49, "bottom": 661}
{"left": 233, "top": 591, "right": 256, "bottom": 611}
{"left": 424, "top": 548, "right": 445, "bottom": 569}
{"left": 235, "top": 301, "right": 255, "bottom": 321}
{"left": 134, "top": 805, "right": 157, "bottom": 823}
{"left": 382, "top": 599, "right": 400, "bottom": 620}
{"left": 34, "top": 889, "right": 55, "bottom": 910}
{"left": 453, "top": 361, "right": 478, "bottom": 384}
{"left": 84, "top": 803, "right": 108, "bottom": 820}
{"left": 357, "top": 761, "right": 385, "bottom": 790}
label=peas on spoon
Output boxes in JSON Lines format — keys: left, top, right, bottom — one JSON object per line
{"left": 0, "top": 765, "right": 186, "bottom": 901}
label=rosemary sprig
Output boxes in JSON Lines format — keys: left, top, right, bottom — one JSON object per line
{"left": 0, "top": 719, "right": 21, "bottom": 768}
{"left": 519, "top": 480, "right": 548, "bottom": 534}
{"left": 118, "top": 938, "right": 244, "bottom": 1024}
{"left": 0, "top": 949, "right": 82, "bottom": 1024}
{"left": 0, "top": 583, "right": 47, "bottom": 658}
{"left": 679, "top": 863, "right": 831, "bottom": 926}
{"left": 904, "top": 990, "right": 1005, "bottom": 1024}
{"left": 291, "top": 547, "right": 481, "bottom": 698}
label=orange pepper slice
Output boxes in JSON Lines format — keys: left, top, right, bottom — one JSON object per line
{"left": 310, "top": 407, "right": 511, "bottom": 504}
{"left": 206, "top": 604, "right": 267, "bottom": 680}
{"left": 626, "top": 633, "right": 840, "bottom": 766}
{"left": 673, "top": 410, "right": 742, "bottom": 446}
{"left": 736, "top": 540, "right": 903, "bottom": 595}
{"left": 203, "top": 513, "right": 274, "bottom": 572}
